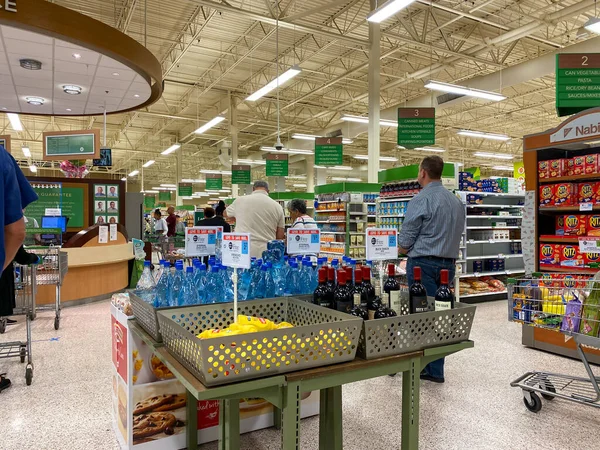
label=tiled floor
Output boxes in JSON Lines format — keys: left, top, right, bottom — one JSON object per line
{"left": 0, "top": 299, "right": 599, "bottom": 449}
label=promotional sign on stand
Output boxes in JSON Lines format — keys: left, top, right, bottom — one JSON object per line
{"left": 221, "top": 233, "right": 251, "bottom": 269}
{"left": 365, "top": 228, "right": 398, "bottom": 261}
{"left": 287, "top": 229, "right": 320, "bottom": 255}
{"left": 184, "top": 226, "right": 223, "bottom": 257}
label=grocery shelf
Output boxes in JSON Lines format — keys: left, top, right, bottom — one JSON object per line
{"left": 467, "top": 239, "right": 522, "bottom": 244}
{"left": 539, "top": 205, "right": 600, "bottom": 212}
{"left": 319, "top": 251, "right": 345, "bottom": 256}
{"left": 539, "top": 235, "right": 581, "bottom": 243}
{"left": 315, "top": 220, "right": 346, "bottom": 223}
{"left": 460, "top": 290, "right": 508, "bottom": 298}
{"left": 315, "top": 209, "right": 346, "bottom": 213}
{"left": 378, "top": 197, "right": 414, "bottom": 203}
{"left": 460, "top": 269, "right": 525, "bottom": 278}
{"left": 467, "top": 204, "right": 524, "bottom": 209}
{"left": 465, "top": 254, "right": 523, "bottom": 260}
{"left": 349, "top": 212, "right": 366, "bottom": 216}
{"left": 315, "top": 200, "right": 345, "bottom": 204}
{"left": 466, "top": 215, "right": 523, "bottom": 219}
{"left": 378, "top": 214, "right": 405, "bottom": 218}
{"left": 319, "top": 231, "right": 346, "bottom": 235}
{"left": 457, "top": 191, "right": 525, "bottom": 198}
{"left": 466, "top": 226, "right": 520, "bottom": 229}
{"left": 539, "top": 264, "right": 598, "bottom": 274}
{"left": 538, "top": 173, "right": 600, "bottom": 184}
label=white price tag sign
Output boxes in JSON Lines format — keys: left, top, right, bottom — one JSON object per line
{"left": 109, "top": 224, "right": 118, "bottom": 241}
{"left": 579, "top": 237, "right": 600, "bottom": 254}
{"left": 185, "top": 226, "right": 223, "bottom": 257}
{"left": 287, "top": 229, "right": 320, "bottom": 255}
{"left": 98, "top": 225, "right": 108, "bottom": 244}
{"left": 580, "top": 202, "right": 593, "bottom": 211}
{"left": 221, "top": 233, "right": 251, "bottom": 269}
{"left": 365, "top": 228, "right": 398, "bottom": 261}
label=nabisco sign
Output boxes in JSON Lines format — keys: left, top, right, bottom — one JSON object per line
{"left": 550, "top": 111, "right": 600, "bottom": 143}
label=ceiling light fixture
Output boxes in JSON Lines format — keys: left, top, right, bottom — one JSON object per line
{"left": 237, "top": 158, "right": 266, "bottom": 165}
{"left": 341, "top": 114, "right": 398, "bottom": 127}
{"left": 414, "top": 147, "right": 446, "bottom": 153}
{"left": 246, "top": 65, "right": 302, "bottom": 101}
{"left": 134, "top": 94, "right": 140, "bottom": 98}
{"left": 160, "top": 184, "right": 177, "bottom": 187}
{"left": 142, "top": 160, "right": 155, "bottom": 168}
{"left": 458, "top": 130, "right": 511, "bottom": 141}
{"left": 112, "top": 72, "right": 119, "bottom": 76}
{"left": 287, "top": 175, "right": 307, "bottom": 179}
{"left": 367, "top": 0, "right": 418, "bottom": 23}
{"left": 424, "top": 80, "right": 506, "bottom": 102}
{"left": 353, "top": 154, "right": 398, "bottom": 162}
{"left": 492, "top": 165, "right": 515, "bottom": 171}
{"left": 128, "top": 170, "right": 139, "bottom": 177}
{"left": 473, "top": 152, "right": 514, "bottom": 160}
{"left": 20, "top": 59, "right": 42, "bottom": 70}
{"left": 7, "top": 113, "right": 22, "bottom": 131}
{"left": 72, "top": 53, "right": 81, "bottom": 59}
{"left": 29, "top": 164, "right": 37, "bottom": 173}
{"left": 121, "top": 177, "right": 127, "bottom": 181}
{"left": 25, "top": 97, "right": 44, "bottom": 106}
{"left": 194, "top": 116, "right": 225, "bottom": 134}
{"left": 200, "top": 169, "right": 232, "bottom": 175}
{"left": 181, "top": 179, "right": 206, "bottom": 183}
{"left": 291, "top": 133, "right": 353, "bottom": 144}
{"left": 260, "top": 146, "right": 313, "bottom": 155}
{"left": 144, "top": 190, "right": 160, "bottom": 194}
{"left": 161, "top": 143, "right": 181, "bottom": 155}
{"left": 66, "top": 108, "right": 72, "bottom": 112}
{"left": 63, "top": 85, "right": 82, "bottom": 95}
{"left": 331, "top": 177, "right": 363, "bottom": 182}
{"left": 331, "top": 165, "right": 353, "bottom": 171}
{"left": 293, "top": 183, "right": 307, "bottom": 188}
{"left": 22, "top": 146, "right": 31, "bottom": 157}
{"left": 584, "top": 17, "right": 600, "bottom": 34}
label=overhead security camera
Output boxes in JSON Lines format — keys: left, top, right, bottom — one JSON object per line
{"left": 274, "top": 136, "right": 284, "bottom": 150}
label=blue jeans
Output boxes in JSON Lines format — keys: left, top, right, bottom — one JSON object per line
{"left": 406, "top": 256, "right": 456, "bottom": 380}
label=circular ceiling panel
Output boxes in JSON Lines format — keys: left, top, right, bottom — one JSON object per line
{"left": 0, "top": 0, "right": 162, "bottom": 116}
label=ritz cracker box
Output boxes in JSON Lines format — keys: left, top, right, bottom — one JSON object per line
{"left": 560, "top": 244, "right": 585, "bottom": 267}
{"left": 548, "top": 159, "right": 562, "bottom": 178}
{"left": 588, "top": 215, "right": 600, "bottom": 236}
{"left": 554, "top": 183, "right": 575, "bottom": 206}
{"left": 539, "top": 185, "right": 554, "bottom": 206}
{"left": 573, "top": 155, "right": 586, "bottom": 175}
{"left": 585, "top": 154, "right": 599, "bottom": 174}
{"left": 563, "top": 158, "right": 574, "bottom": 176}
{"left": 538, "top": 161, "right": 549, "bottom": 179}
{"left": 557, "top": 215, "right": 587, "bottom": 236}
{"left": 540, "top": 244, "right": 561, "bottom": 265}
{"left": 584, "top": 251, "right": 600, "bottom": 267}
{"left": 577, "top": 181, "right": 596, "bottom": 204}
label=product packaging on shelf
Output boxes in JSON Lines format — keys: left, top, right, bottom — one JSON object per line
{"left": 562, "top": 215, "right": 587, "bottom": 236}
{"left": 573, "top": 156, "right": 586, "bottom": 175}
{"left": 555, "top": 216, "right": 565, "bottom": 235}
{"left": 539, "top": 185, "right": 554, "bottom": 206}
{"left": 584, "top": 251, "right": 600, "bottom": 267}
{"left": 540, "top": 244, "right": 561, "bottom": 265}
{"left": 587, "top": 215, "right": 600, "bottom": 236}
{"left": 538, "top": 161, "right": 549, "bottom": 179}
{"left": 577, "top": 182, "right": 596, "bottom": 204}
{"left": 554, "top": 183, "right": 575, "bottom": 206}
{"left": 563, "top": 158, "right": 574, "bottom": 176}
{"left": 549, "top": 159, "right": 562, "bottom": 178}
{"left": 585, "top": 154, "right": 599, "bottom": 174}
{"left": 560, "top": 244, "right": 584, "bottom": 267}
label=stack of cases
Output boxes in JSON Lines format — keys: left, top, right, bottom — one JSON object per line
{"left": 539, "top": 181, "right": 600, "bottom": 206}
{"left": 538, "top": 154, "right": 598, "bottom": 179}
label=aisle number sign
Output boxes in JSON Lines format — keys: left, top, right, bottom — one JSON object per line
{"left": 315, "top": 137, "right": 343, "bottom": 166}
{"left": 158, "top": 191, "right": 172, "bottom": 201}
{"left": 221, "top": 233, "right": 251, "bottom": 269}
{"left": 266, "top": 154, "right": 289, "bottom": 177}
{"left": 185, "top": 226, "right": 223, "bottom": 257}
{"left": 231, "top": 165, "right": 251, "bottom": 185}
{"left": 287, "top": 229, "right": 320, "bottom": 255}
{"left": 206, "top": 173, "right": 223, "bottom": 190}
{"left": 178, "top": 183, "right": 193, "bottom": 197}
{"left": 397, "top": 108, "right": 435, "bottom": 148}
{"left": 365, "top": 228, "right": 398, "bottom": 261}
{"left": 144, "top": 196, "right": 156, "bottom": 209}
{"left": 556, "top": 54, "right": 600, "bottom": 117}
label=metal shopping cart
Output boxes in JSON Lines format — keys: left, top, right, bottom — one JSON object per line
{"left": 508, "top": 274, "right": 600, "bottom": 412}
{"left": 0, "top": 264, "right": 36, "bottom": 385}
{"left": 27, "top": 246, "right": 68, "bottom": 330}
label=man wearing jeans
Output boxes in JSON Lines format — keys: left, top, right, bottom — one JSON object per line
{"left": 398, "top": 156, "right": 465, "bottom": 383}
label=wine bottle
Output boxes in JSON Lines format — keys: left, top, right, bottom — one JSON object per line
{"left": 353, "top": 266, "right": 367, "bottom": 305}
{"left": 409, "top": 267, "right": 429, "bottom": 314}
{"left": 361, "top": 266, "right": 376, "bottom": 302}
{"left": 367, "top": 285, "right": 383, "bottom": 320}
{"left": 334, "top": 270, "right": 352, "bottom": 313}
{"left": 313, "top": 267, "right": 333, "bottom": 309}
{"left": 434, "top": 269, "right": 454, "bottom": 311}
{"left": 384, "top": 263, "right": 401, "bottom": 315}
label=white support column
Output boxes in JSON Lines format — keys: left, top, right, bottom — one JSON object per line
{"left": 306, "top": 156, "right": 315, "bottom": 192}
{"left": 176, "top": 151, "right": 182, "bottom": 206}
{"left": 230, "top": 93, "right": 239, "bottom": 198}
{"left": 367, "top": 0, "right": 381, "bottom": 183}
{"left": 316, "top": 168, "right": 327, "bottom": 186}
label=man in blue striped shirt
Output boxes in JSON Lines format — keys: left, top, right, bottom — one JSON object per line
{"left": 398, "top": 156, "right": 465, "bottom": 383}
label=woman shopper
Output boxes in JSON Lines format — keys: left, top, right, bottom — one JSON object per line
{"left": 287, "top": 199, "right": 317, "bottom": 259}
{"left": 198, "top": 202, "right": 231, "bottom": 232}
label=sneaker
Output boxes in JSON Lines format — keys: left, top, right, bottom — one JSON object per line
{"left": 420, "top": 373, "right": 445, "bottom": 383}
{"left": 0, "top": 374, "right": 11, "bottom": 392}
{"left": 6, "top": 319, "right": 16, "bottom": 325}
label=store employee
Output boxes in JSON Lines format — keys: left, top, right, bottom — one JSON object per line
{"left": 398, "top": 155, "right": 465, "bottom": 384}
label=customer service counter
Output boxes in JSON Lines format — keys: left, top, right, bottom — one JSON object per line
{"left": 36, "top": 224, "right": 134, "bottom": 305}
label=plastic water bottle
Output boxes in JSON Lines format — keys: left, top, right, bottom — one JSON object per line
{"left": 153, "top": 260, "right": 165, "bottom": 283}
{"left": 178, "top": 266, "right": 200, "bottom": 306}
{"left": 264, "top": 262, "right": 276, "bottom": 298}
{"left": 204, "top": 265, "right": 220, "bottom": 303}
{"left": 154, "top": 261, "right": 171, "bottom": 307}
{"left": 169, "top": 262, "right": 185, "bottom": 306}
{"left": 300, "top": 260, "right": 312, "bottom": 294}
{"left": 220, "top": 264, "right": 234, "bottom": 302}
{"left": 193, "top": 262, "right": 207, "bottom": 302}
{"left": 137, "top": 261, "right": 156, "bottom": 291}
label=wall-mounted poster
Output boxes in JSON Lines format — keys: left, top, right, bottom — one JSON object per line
{"left": 95, "top": 201, "right": 106, "bottom": 213}
{"left": 107, "top": 185, "right": 119, "bottom": 198}
{"left": 107, "top": 200, "right": 119, "bottom": 214}
{"left": 96, "top": 215, "right": 107, "bottom": 225}
{"left": 108, "top": 216, "right": 118, "bottom": 224}
{"left": 95, "top": 185, "right": 107, "bottom": 198}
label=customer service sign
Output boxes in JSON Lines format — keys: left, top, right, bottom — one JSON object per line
{"left": 365, "top": 228, "right": 398, "bottom": 260}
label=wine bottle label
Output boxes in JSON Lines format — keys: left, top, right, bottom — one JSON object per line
{"left": 389, "top": 291, "right": 401, "bottom": 315}
{"left": 435, "top": 300, "right": 452, "bottom": 311}
{"left": 411, "top": 296, "right": 429, "bottom": 314}
{"left": 353, "top": 293, "right": 361, "bottom": 306}
{"left": 368, "top": 309, "right": 376, "bottom": 321}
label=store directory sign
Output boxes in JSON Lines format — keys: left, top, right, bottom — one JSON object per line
{"left": 287, "top": 229, "right": 320, "bottom": 255}
{"left": 185, "top": 226, "right": 223, "bottom": 257}
{"left": 556, "top": 53, "right": 600, "bottom": 117}
{"left": 43, "top": 129, "right": 100, "bottom": 160}
{"left": 365, "top": 228, "right": 398, "bottom": 260}
{"left": 398, "top": 107, "right": 435, "bottom": 148}
{"left": 221, "top": 233, "right": 251, "bottom": 269}
{"left": 231, "top": 165, "right": 251, "bottom": 185}
{"left": 315, "top": 137, "right": 343, "bottom": 166}
{"left": 266, "top": 153, "right": 289, "bottom": 176}
{"left": 205, "top": 173, "right": 223, "bottom": 190}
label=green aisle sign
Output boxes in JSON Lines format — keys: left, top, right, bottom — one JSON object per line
{"left": 232, "top": 165, "right": 251, "bottom": 184}
{"left": 159, "top": 191, "right": 172, "bottom": 201}
{"left": 206, "top": 174, "right": 223, "bottom": 190}
{"left": 178, "top": 183, "right": 193, "bottom": 196}
{"left": 45, "top": 133, "right": 95, "bottom": 157}
{"left": 556, "top": 54, "right": 600, "bottom": 117}
{"left": 144, "top": 196, "right": 156, "bottom": 208}
{"left": 315, "top": 137, "right": 343, "bottom": 166}
{"left": 266, "top": 154, "right": 288, "bottom": 176}
{"left": 398, "top": 108, "right": 435, "bottom": 148}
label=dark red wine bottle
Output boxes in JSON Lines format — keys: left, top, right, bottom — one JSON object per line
{"left": 434, "top": 269, "right": 454, "bottom": 311}
{"left": 409, "top": 267, "right": 429, "bottom": 314}
{"left": 334, "top": 270, "right": 352, "bottom": 313}
{"left": 384, "top": 263, "right": 401, "bottom": 315}
{"left": 313, "top": 267, "right": 333, "bottom": 309}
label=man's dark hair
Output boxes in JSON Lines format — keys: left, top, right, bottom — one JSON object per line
{"left": 204, "top": 207, "right": 215, "bottom": 218}
{"left": 154, "top": 209, "right": 162, "bottom": 217}
{"left": 215, "top": 200, "right": 226, "bottom": 216}
{"left": 421, "top": 156, "right": 444, "bottom": 180}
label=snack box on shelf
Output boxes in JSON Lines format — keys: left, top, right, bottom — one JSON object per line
{"left": 549, "top": 159, "right": 562, "bottom": 178}
{"left": 577, "top": 181, "right": 596, "bottom": 204}
{"left": 538, "top": 161, "right": 550, "bottom": 179}
{"left": 554, "top": 183, "right": 576, "bottom": 205}
{"left": 560, "top": 244, "right": 585, "bottom": 267}
{"left": 573, "top": 155, "right": 585, "bottom": 175}
{"left": 540, "top": 185, "right": 554, "bottom": 206}
{"left": 586, "top": 154, "right": 599, "bottom": 174}
{"left": 563, "top": 158, "right": 574, "bottom": 177}
{"left": 584, "top": 251, "right": 600, "bottom": 267}
{"left": 556, "top": 215, "right": 587, "bottom": 236}
{"left": 539, "top": 273, "right": 591, "bottom": 288}
{"left": 588, "top": 215, "right": 600, "bottom": 236}
{"left": 540, "top": 243, "right": 561, "bottom": 265}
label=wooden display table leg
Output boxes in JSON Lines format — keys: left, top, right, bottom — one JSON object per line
{"left": 218, "top": 399, "right": 240, "bottom": 450}
{"left": 401, "top": 359, "right": 421, "bottom": 450}
{"left": 186, "top": 390, "right": 198, "bottom": 450}
{"left": 319, "top": 386, "right": 342, "bottom": 450}
{"left": 282, "top": 382, "right": 302, "bottom": 450}
{"left": 273, "top": 406, "right": 282, "bottom": 430}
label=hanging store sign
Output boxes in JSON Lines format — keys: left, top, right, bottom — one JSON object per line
{"left": 221, "top": 233, "right": 251, "bottom": 269}
{"left": 178, "top": 183, "right": 193, "bottom": 197}
{"left": 43, "top": 129, "right": 100, "bottom": 160}
{"left": 266, "top": 153, "right": 289, "bottom": 177}
{"left": 315, "top": 137, "right": 343, "bottom": 166}
{"left": 287, "top": 229, "right": 320, "bottom": 255}
{"left": 205, "top": 173, "right": 223, "bottom": 190}
{"left": 158, "top": 191, "right": 171, "bottom": 201}
{"left": 231, "top": 165, "right": 251, "bottom": 185}
{"left": 0, "top": 135, "right": 11, "bottom": 153}
{"left": 365, "top": 228, "right": 398, "bottom": 261}
{"left": 397, "top": 108, "right": 435, "bottom": 148}
{"left": 144, "top": 196, "right": 156, "bottom": 209}
{"left": 556, "top": 54, "right": 600, "bottom": 117}
{"left": 549, "top": 110, "right": 600, "bottom": 143}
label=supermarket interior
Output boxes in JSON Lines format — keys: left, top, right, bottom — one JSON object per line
{"left": 1, "top": 0, "right": 600, "bottom": 449}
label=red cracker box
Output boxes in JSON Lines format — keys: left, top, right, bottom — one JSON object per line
{"left": 595, "top": 184, "right": 600, "bottom": 205}
{"left": 563, "top": 158, "right": 574, "bottom": 176}
{"left": 539, "top": 273, "right": 557, "bottom": 288}
{"left": 585, "top": 154, "right": 599, "bottom": 174}
{"left": 587, "top": 215, "right": 600, "bottom": 236}
{"left": 562, "top": 214, "right": 587, "bottom": 236}
{"left": 577, "top": 181, "right": 595, "bottom": 204}
{"left": 538, "top": 161, "right": 550, "bottom": 179}
{"left": 540, "top": 243, "right": 561, "bottom": 265}
{"left": 555, "top": 216, "right": 565, "bottom": 235}
{"left": 560, "top": 244, "right": 584, "bottom": 267}
{"left": 539, "top": 185, "right": 554, "bottom": 206}
{"left": 584, "top": 251, "right": 600, "bottom": 267}
{"left": 549, "top": 159, "right": 562, "bottom": 178}
{"left": 553, "top": 183, "right": 575, "bottom": 206}
{"left": 573, "top": 156, "right": 585, "bottom": 175}
{"left": 557, "top": 274, "right": 590, "bottom": 289}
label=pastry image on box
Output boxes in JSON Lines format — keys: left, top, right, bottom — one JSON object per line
{"left": 560, "top": 244, "right": 584, "bottom": 267}
{"left": 540, "top": 244, "right": 560, "bottom": 265}
{"left": 587, "top": 215, "right": 600, "bottom": 236}
{"left": 563, "top": 214, "right": 587, "bottom": 236}
{"left": 538, "top": 161, "right": 549, "bottom": 179}
{"left": 539, "top": 185, "right": 554, "bottom": 206}
{"left": 577, "top": 182, "right": 595, "bottom": 204}
{"left": 585, "top": 154, "right": 599, "bottom": 174}
{"left": 554, "top": 183, "right": 574, "bottom": 205}
{"left": 573, "top": 156, "right": 585, "bottom": 175}
{"left": 549, "top": 159, "right": 562, "bottom": 178}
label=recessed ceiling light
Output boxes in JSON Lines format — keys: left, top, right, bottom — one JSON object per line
{"left": 63, "top": 85, "right": 82, "bottom": 95}
{"left": 20, "top": 59, "right": 42, "bottom": 70}
{"left": 72, "top": 53, "right": 81, "bottom": 59}
{"left": 66, "top": 108, "right": 72, "bottom": 112}
{"left": 26, "top": 97, "right": 44, "bottom": 106}
{"left": 134, "top": 94, "right": 140, "bottom": 98}
{"left": 1, "top": 107, "right": 6, "bottom": 110}
{"left": 112, "top": 72, "right": 119, "bottom": 76}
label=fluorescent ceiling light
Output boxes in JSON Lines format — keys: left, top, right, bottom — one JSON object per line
{"left": 341, "top": 114, "right": 398, "bottom": 127}
{"left": 331, "top": 165, "right": 353, "bottom": 171}
{"left": 458, "top": 130, "right": 511, "bottom": 141}
{"left": 287, "top": 175, "right": 306, "bottom": 179}
{"left": 194, "top": 116, "right": 225, "bottom": 134}
{"left": 160, "top": 184, "right": 177, "bottom": 187}
{"left": 314, "top": 165, "right": 327, "bottom": 169}
{"left": 353, "top": 154, "right": 398, "bottom": 162}
{"left": 260, "top": 146, "right": 313, "bottom": 155}
{"left": 22, "top": 146, "right": 31, "bottom": 157}
{"left": 447, "top": 162, "right": 464, "bottom": 167}
{"left": 415, "top": 147, "right": 445, "bottom": 153}
{"left": 492, "top": 165, "right": 514, "bottom": 171}
{"left": 237, "top": 158, "right": 266, "bottom": 165}
{"left": 473, "top": 152, "right": 514, "bottom": 160}
{"left": 142, "top": 160, "right": 155, "bottom": 168}
{"left": 144, "top": 190, "right": 159, "bottom": 194}
{"left": 181, "top": 179, "right": 206, "bottom": 183}
{"left": 293, "top": 183, "right": 307, "bottom": 188}
{"left": 128, "top": 170, "right": 139, "bottom": 177}
{"left": 424, "top": 80, "right": 505, "bottom": 102}
{"left": 291, "top": 133, "right": 353, "bottom": 144}
{"left": 367, "top": 0, "right": 417, "bottom": 23}
{"left": 7, "top": 113, "right": 22, "bottom": 131}
{"left": 181, "top": 196, "right": 194, "bottom": 200}
{"left": 219, "top": 188, "right": 232, "bottom": 192}
{"left": 246, "top": 66, "right": 302, "bottom": 101}
{"left": 200, "top": 169, "right": 232, "bottom": 175}
{"left": 584, "top": 17, "right": 600, "bottom": 34}
{"left": 161, "top": 144, "right": 180, "bottom": 155}
{"left": 29, "top": 164, "right": 37, "bottom": 173}
{"left": 331, "top": 177, "right": 363, "bottom": 182}
{"left": 121, "top": 177, "right": 127, "bottom": 181}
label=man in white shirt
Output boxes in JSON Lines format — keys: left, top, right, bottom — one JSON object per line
{"left": 153, "top": 209, "right": 168, "bottom": 237}
{"left": 226, "top": 180, "right": 285, "bottom": 258}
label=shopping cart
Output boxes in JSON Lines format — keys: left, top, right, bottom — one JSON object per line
{"left": 0, "top": 264, "right": 36, "bottom": 385}
{"left": 508, "top": 274, "right": 600, "bottom": 412}
{"left": 27, "top": 246, "right": 68, "bottom": 330}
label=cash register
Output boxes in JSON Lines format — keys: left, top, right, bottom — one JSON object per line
{"left": 40, "top": 216, "right": 68, "bottom": 245}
